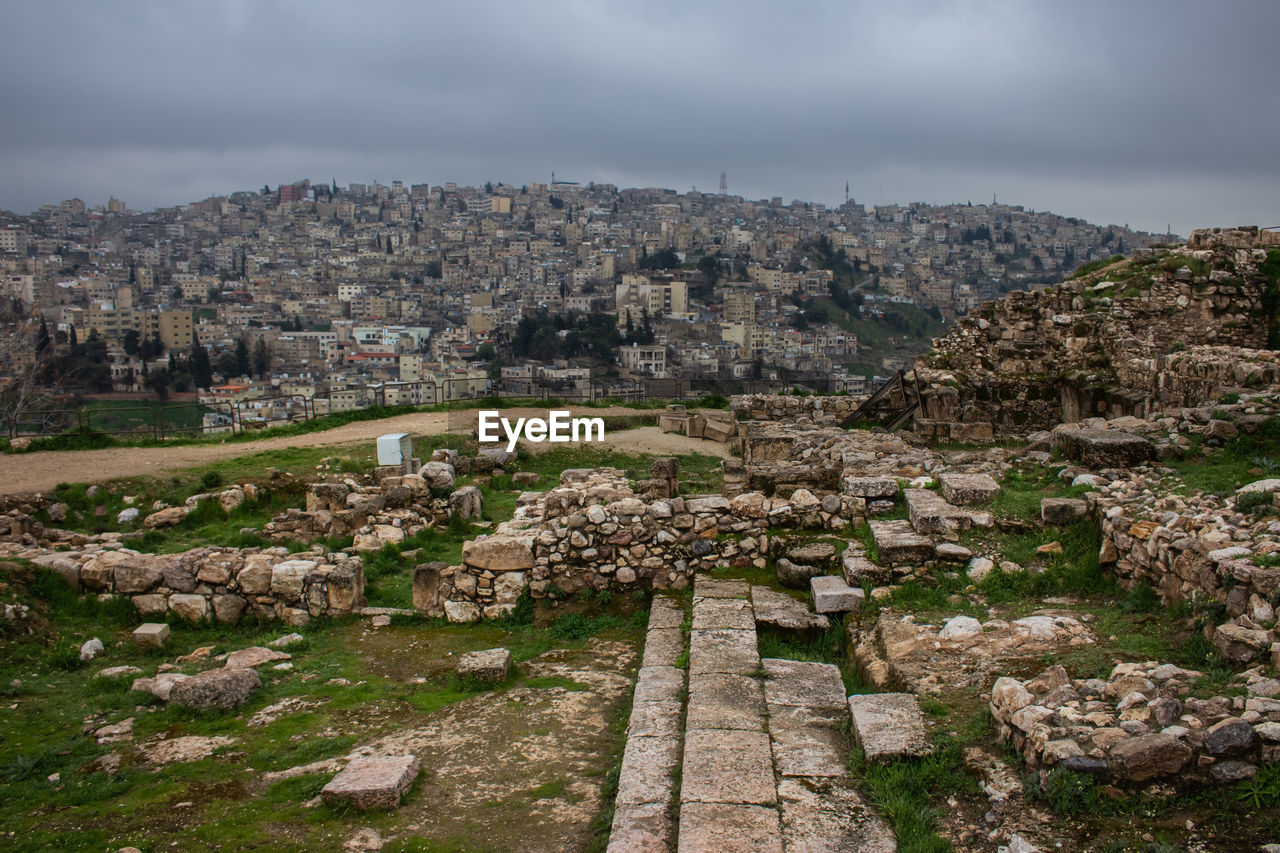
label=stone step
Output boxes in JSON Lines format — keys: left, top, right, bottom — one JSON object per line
{"left": 904, "top": 488, "right": 977, "bottom": 535}
{"left": 809, "top": 575, "right": 865, "bottom": 614}
{"left": 608, "top": 595, "right": 689, "bottom": 853}
{"left": 937, "top": 471, "right": 1001, "bottom": 506}
{"left": 868, "top": 519, "right": 934, "bottom": 565}
{"left": 751, "top": 585, "right": 830, "bottom": 633}
{"left": 678, "top": 578, "right": 782, "bottom": 853}
{"left": 762, "top": 659, "right": 897, "bottom": 852}
{"left": 847, "top": 692, "right": 931, "bottom": 763}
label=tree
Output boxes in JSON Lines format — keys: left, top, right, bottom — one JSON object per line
{"left": 0, "top": 309, "right": 61, "bottom": 437}
{"left": 252, "top": 338, "right": 270, "bottom": 379}
{"left": 190, "top": 338, "right": 213, "bottom": 390}
{"left": 122, "top": 329, "right": 140, "bottom": 356}
{"left": 145, "top": 367, "right": 171, "bottom": 401}
{"left": 235, "top": 338, "right": 251, "bottom": 376}
{"left": 68, "top": 325, "right": 78, "bottom": 347}
{"left": 217, "top": 351, "right": 239, "bottom": 379}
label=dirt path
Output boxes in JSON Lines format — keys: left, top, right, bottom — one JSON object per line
{"left": 0, "top": 407, "right": 731, "bottom": 495}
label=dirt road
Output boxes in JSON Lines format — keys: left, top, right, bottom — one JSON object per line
{"left": 0, "top": 407, "right": 731, "bottom": 495}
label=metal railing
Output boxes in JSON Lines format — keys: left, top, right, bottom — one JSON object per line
{"left": 4, "top": 375, "right": 862, "bottom": 442}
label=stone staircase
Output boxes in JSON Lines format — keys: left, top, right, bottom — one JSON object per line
{"left": 609, "top": 580, "right": 897, "bottom": 852}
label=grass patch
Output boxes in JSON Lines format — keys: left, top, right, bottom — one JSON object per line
{"left": 853, "top": 734, "right": 977, "bottom": 853}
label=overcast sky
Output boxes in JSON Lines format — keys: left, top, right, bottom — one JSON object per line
{"left": 2, "top": 1, "right": 1276, "bottom": 236}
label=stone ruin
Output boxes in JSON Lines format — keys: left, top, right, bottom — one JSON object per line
{"left": 914, "top": 227, "right": 1280, "bottom": 441}
{"left": 412, "top": 457, "right": 868, "bottom": 622}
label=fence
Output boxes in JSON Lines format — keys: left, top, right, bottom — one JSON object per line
{"left": 4, "top": 375, "right": 863, "bottom": 442}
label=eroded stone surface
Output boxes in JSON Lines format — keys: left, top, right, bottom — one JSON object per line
{"left": 676, "top": 802, "right": 782, "bottom": 853}
{"left": 750, "top": 585, "right": 830, "bottom": 632}
{"left": 686, "top": 673, "right": 767, "bottom": 731}
{"left": 869, "top": 519, "right": 935, "bottom": 564}
{"left": 321, "top": 754, "right": 420, "bottom": 810}
{"left": 848, "top": 693, "right": 930, "bottom": 762}
{"left": 777, "top": 777, "right": 897, "bottom": 853}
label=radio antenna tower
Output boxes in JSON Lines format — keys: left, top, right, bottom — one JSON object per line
{"left": 719, "top": 172, "right": 728, "bottom": 196}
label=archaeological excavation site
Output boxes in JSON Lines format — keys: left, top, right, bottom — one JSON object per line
{"left": 3, "top": 227, "right": 1280, "bottom": 852}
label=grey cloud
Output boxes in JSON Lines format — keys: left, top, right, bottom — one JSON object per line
{"left": 1, "top": 1, "right": 1276, "bottom": 235}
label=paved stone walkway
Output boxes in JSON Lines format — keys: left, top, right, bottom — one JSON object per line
{"left": 610, "top": 580, "right": 897, "bottom": 852}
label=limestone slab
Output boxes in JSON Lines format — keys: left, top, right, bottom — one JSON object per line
{"left": 810, "top": 575, "right": 865, "bottom": 613}
{"left": 869, "top": 520, "right": 935, "bottom": 565}
{"left": 938, "top": 471, "right": 1000, "bottom": 506}
{"left": 689, "top": 629, "right": 760, "bottom": 676}
{"left": 692, "top": 597, "right": 756, "bottom": 631}
{"left": 633, "top": 665, "right": 685, "bottom": 705}
{"left": 680, "top": 729, "right": 776, "bottom": 805}
{"left": 677, "top": 802, "right": 782, "bottom": 853}
{"left": 627, "top": 699, "right": 684, "bottom": 739}
{"left": 842, "top": 477, "right": 899, "bottom": 499}
{"left": 777, "top": 777, "right": 897, "bottom": 853}
{"left": 608, "top": 801, "right": 674, "bottom": 853}
{"left": 616, "top": 735, "right": 681, "bottom": 805}
{"left": 905, "top": 488, "right": 972, "bottom": 535}
{"left": 762, "top": 659, "right": 847, "bottom": 712}
{"left": 642, "top": 627, "right": 686, "bottom": 668}
{"left": 321, "top": 754, "right": 419, "bottom": 810}
{"left": 767, "top": 705, "right": 849, "bottom": 778}
{"left": 649, "top": 596, "right": 686, "bottom": 630}
{"left": 686, "top": 673, "right": 767, "bottom": 731}
{"left": 848, "top": 692, "right": 931, "bottom": 761}
{"left": 693, "top": 577, "right": 750, "bottom": 599}
{"left": 751, "top": 585, "right": 830, "bottom": 632}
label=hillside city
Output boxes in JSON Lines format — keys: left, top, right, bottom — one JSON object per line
{"left": 0, "top": 180, "right": 1166, "bottom": 430}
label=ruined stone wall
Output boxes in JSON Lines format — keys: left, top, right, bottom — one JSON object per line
{"left": 730, "top": 394, "right": 869, "bottom": 423}
{"left": 915, "top": 228, "right": 1277, "bottom": 438}
{"left": 1094, "top": 493, "right": 1280, "bottom": 618}
{"left": 29, "top": 545, "right": 365, "bottom": 627}
{"left": 413, "top": 465, "right": 864, "bottom": 622}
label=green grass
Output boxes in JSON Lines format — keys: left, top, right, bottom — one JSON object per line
{"left": 1167, "top": 417, "right": 1280, "bottom": 496}
{"left": 852, "top": 734, "right": 978, "bottom": 853}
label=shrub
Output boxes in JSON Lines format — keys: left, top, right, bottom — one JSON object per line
{"left": 1025, "top": 767, "right": 1102, "bottom": 816}
{"left": 1236, "top": 489, "right": 1273, "bottom": 516}
{"left": 199, "top": 470, "right": 225, "bottom": 491}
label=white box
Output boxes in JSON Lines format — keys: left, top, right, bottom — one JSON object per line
{"left": 376, "top": 433, "right": 412, "bottom": 465}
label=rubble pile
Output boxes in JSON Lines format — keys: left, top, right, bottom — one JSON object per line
{"left": 990, "top": 662, "right": 1280, "bottom": 788}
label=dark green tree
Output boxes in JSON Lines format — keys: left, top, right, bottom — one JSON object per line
{"left": 217, "top": 351, "right": 239, "bottom": 379}
{"left": 190, "top": 337, "right": 212, "bottom": 389}
{"left": 235, "top": 338, "right": 251, "bottom": 376}
{"left": 122, "top": 329, "right": 140, "bottom": 355}
{"left": 252, "top": 338, "right": 270, "bottom": 379}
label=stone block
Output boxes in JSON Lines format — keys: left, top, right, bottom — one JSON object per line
{"left": 869, "top": 520, "right": 934, "bottom": 565}
{"left": 810, "top": 575, "right": 864, "bottom": 613}
{"left": 169, "top": 667, "right": 260, "bottom": 711}
{"left": 1053, "top": 428, "right": 1155, "bottom": 469}
{"left": 132, "top": 622, "right": 170, "bottom": 649}
{"left": 676, "top": 803, "right": 782, "bottom": 853}
{"left": 321, "top": 755, "right": 420, "bottom": 810}
{"left": 938, "top": 472, "right": 1000, "bottom": 505}
{"left": 456, "top": 647, "right": 511, "bottom": 683}
{"left": 842, "top": 477, "right": 899, "bottom": 499}
{"left": 848, "top": 693, "right": 931, "bottom": 762}
{"left": 1042, "top": 497, "right": 1089, "bottom": 525}
{"left": 1108, "top": 732, "right": 1192, "bottom": 782}
{"left": 905, "top": 489, "right": 972, "bottom": 535}
{"left": 751, "top": 585, "right": 830, "bottom": 632}
{"left": 686, "top": 673, "right": 767, "bottom": 731}
{"left": 606, "top": 802, "right": 672, "bottom": 853}
{"left": 461, "top": 535, "right": 534, "bottom": 571}
{"left": 680, "top": 729, "right": 776, "bottom": 805}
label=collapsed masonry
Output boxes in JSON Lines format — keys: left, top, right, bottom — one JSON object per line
{"left": 914, "top": 227, "right": 1280, "bottom": 441}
